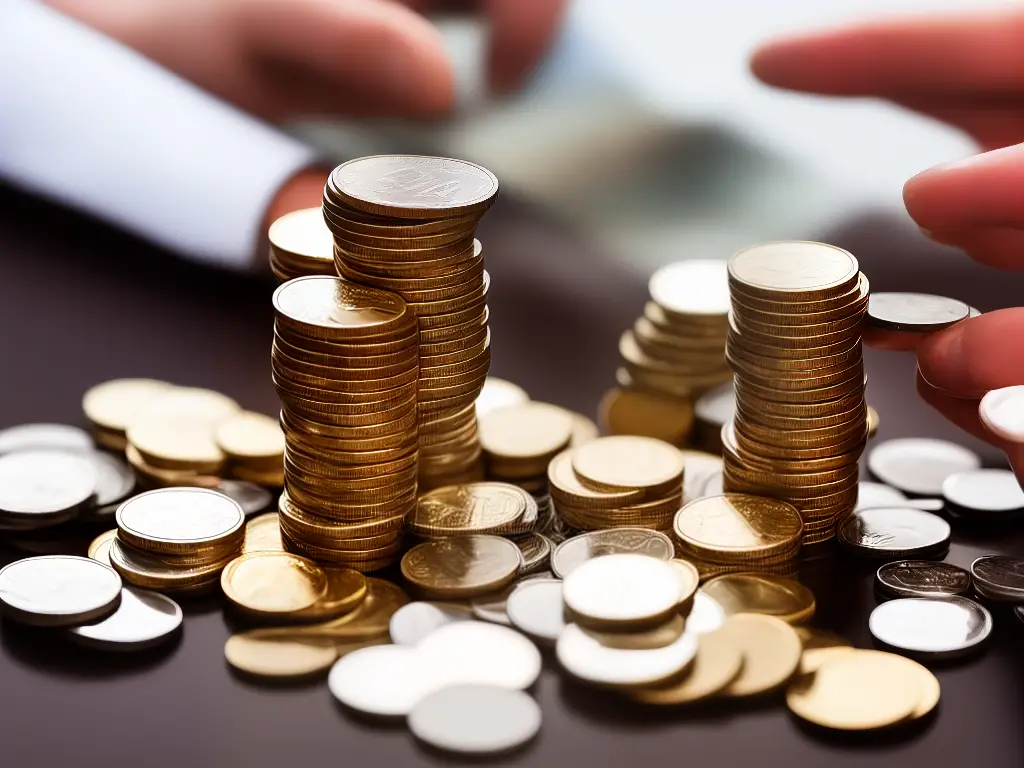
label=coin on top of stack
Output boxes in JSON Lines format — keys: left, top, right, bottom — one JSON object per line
{"left": 82, "top": 378, "right": 175, "bottom": 451}
{"left": 323, "top": 155, "right": 499, "bottom": 491}
{"left": 214, "top": 411, "right": 286, "bottom": 487}
{"left": 268, "top": 207, "right": 337, "bottom": 282}
{"left": 723, "top": 242, "right": 868, "bottom": 546}
{"left": 673, "top": 494, "right": 802, "bottom": 580}
{"left": 406, "top": 481, "right": 540, "bottom": 543}
{"left": 272, "top": 275, "right": 420, "bottom": 571}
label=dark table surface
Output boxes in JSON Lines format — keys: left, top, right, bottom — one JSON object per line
{"left": 3, "top": 182, "right": 1024, "bottom": 767}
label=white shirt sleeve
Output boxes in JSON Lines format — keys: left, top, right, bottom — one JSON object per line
{"left": 0, "top": 0, "right": 318, "bottom": 270}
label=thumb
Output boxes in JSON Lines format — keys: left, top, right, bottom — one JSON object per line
{"left": 917, "top": 309, "right": 1024, "bottom": 399}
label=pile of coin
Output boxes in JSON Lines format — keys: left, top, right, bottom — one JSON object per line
{"left": 272, "top": 275, "right": 419, "bottom": 570}
{"left": 601, "top": 260, "right": 732, "bottom": 446}
{"left": 323, "top": 156, "right": 499, "bottom": 491}
{"left": 549, "top": 436, "right": 683, "bottom": 535}
{"left": 673, "top": 494, "right": 802, "bottom": 580}
{"left": 723, "top": 242, "right": 868, "bottom": 547}
{"left": 268, "top": 207, "right": 337, "bottom": 282}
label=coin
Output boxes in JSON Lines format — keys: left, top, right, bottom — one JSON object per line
{"left": 694, "top": 382, "right": 734, "bottom": 429}
{"left": 869, "top": 596, "right": 992, "bottom": 659}
{"left": 868, "top": 438, "right": 981, "bottom": 496}
{"left": 478, "top": 402, "right": 574, "bottom": 460}
{"left": 88, "top": 529, "right": 118, "bottom": 566}
{"left": 408, "top": 685, "right": 541, "bottom": 756}
{"left": 268, "top": 577, "right": 408, "bottom": 641}
{"left": 628, "top": 628, "right": 744, "bottom": 705}
{"left": 686, "top": 590, "right": 727, "bottom": 634}
{"left": 648, "top": 259, "right": 731, "bottom": 317}
{"left": 557, "top": 621, "right": 698, "bottom": 688}
{"left": 214, "top": 411, "right": 285, "bottom": 463}
{"left": 515, "top": 533, "right": 552, "bottom": 574}
{"left": 728, "top": 242, "right": 859, "bottom": 300}
{"left": 475, "top": 378, "right": 529, "bottom": 416}
{"left": 226, "top": 633, "right": 338, "bottom": 679}
{"left": 867, "top": 292, "right": 969, "bottom": 333}
{"left": 786, "top": 649, "right": 923, "bottom": 730}
{"left": 401, "top": 535, "right": 522, "bottom": 598}
{"left": 505, "top": 578, "right": 565, "bottom": 644}
{"left": 268, "top": 207, "right": 336, "bottom": 278}
{"left": 562, "top": 554, "right": 686, "bottom": 631}
{"left": 68, "top": 587, "right": 182, "bottom": 651}
{"left": 701, "top": 574, "right": 815, "bottom": 624}
{"left": 970, "top": 555, "right": 1024, "bottom": 601}
{"left": 221, "top": 551, "right": 328, "bottom": 617}
{"left": 571, "top": 436, "right": 684, "bottom": 494}
{"left": 979, "top": 385, "right": 1024, "bottom": 442}
{"left": 108, "top": 538, "right": 228, "bottom": 593}
{"left": 0, "top": 449, "right": 98, "bottom": 530}
{"left": 242, "top": 512, "right": 283, "bottom": 554}
{"left": 717, "top": 614, "right": 802, "bottom": 697}
{"left": 875, "top": 560, "right": 972, "bottom": 600}
{"left": 417, "top": 622, "right": 543, "bottom": 690}
{"left": 0, "top": 423, "right": 94, "bottom": 455}
{"left": 838, "top": 507, "right": 951, "bottom": 560}
{"left": 599, "top": 388, "right": 694, "bottom": 444}
{"left": 407, "top": 482, "right": 530, "bottom": 537}
{"left": 0, "top": 555, "right": 122, "bottom": 627}
{"left": 794, "top": 628, "right": 854, "bottom": 675}
{"left": 942, "top": 469, "right": 1024, "bottom": 518}
{"left": 82, "top": 379, "right": 174, "bottom": 434}
{"left": 388, "top": 601, "right": 475, "bottom": 645}
{"left": 328, "top": 643, "right": 435, "bottom": 715}
{"left": 551, "top": 528, "right": 675, "bottom": 578}
{"left": 673, "top": 494, "right": 803, "bottom": 561}
{"left": 856, "top": 481, "right": 907, "bottom": 511}
{"left": 116, "top": 488, "right": 245, "bottom": 555}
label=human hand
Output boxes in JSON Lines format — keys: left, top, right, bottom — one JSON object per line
{"left": 49, "top": 0, "right": 566, "bottom": 121}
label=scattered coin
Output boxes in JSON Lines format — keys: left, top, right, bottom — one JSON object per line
{"left": 226, "top": 633, "right": 338, "bottom": 680}
{"left": 838, "top": 506, "right": 951, "bottom": 560}
{"left": 82, "top": 379, "right": 174, "bottom": 436}
{"left": 628, "top": 628, "right": 744, "bottom": 705}
{"left": 116, "top": 487, "right": 245, "bottom": 555}
{"left": 717, "top": 614, "right": 802, "bottom": 697}
{"left": 505, "top": 578, "right": 565, "bottom": 645}
{"left": 409, "top": 685, "right": 541, "bottom": 756}
{"left": 0, "top": 423, "right": 93, "bottom": 455}
{"left": 685, "top": 590, "right": 727, "bottom": 635}
{"left": 479, "top": 402, "right": 574, "bottom": 462}
{"left": 673, "top": 494, "right": 803, "bottom": 566}
{"left": 875, "top": 561, "right": 972, "bottom": 600}
{"left": 389, "top": 602, "right": 475, "bottom": 645}
{"left": 242, "top": 512, "right": 283, "bottom": 554}
{"left": 556, "top": 622, "right": 699, "bottom": 688}
{"left": 221, "top": 552, "right": 328, "bottom": 618}
{"left": 856, "top": 481, "right": 907, "bottom": 511}
{"left": 942, "top": 469, "right": 1024, "bottom": 519}
{"left": 868, "top": 438, "right": 981, "bottom": 496}
{"left": 869, "top": 596, "right": 992, "bottom": 659}
{"left": 979, "top": 386, "right": 1024, "bottom": 442}
{"left": 88, "top": 529, "right": 118, "bottom": 566}
{"left": 0, "top": 450, "right": 97, "bottom": 529}
{"left": 0, "top": 555, "right": 122, "bottom": 627}
{"left": 470, "top": 585, "right": 515, "bottom": 626}
{"left": 562, "top": 554, "right": 685, "bottom": 631}
{"left": 401, "top": 535, "right": 522, "bottom": 599}
{"left": 551, "top": 528, "right": 674, "bottom": 579}
{"left": 476, "top": 378, "right": 530, "bottom": 417}
{"left": 515, "top": 533, "right": 552, "bottom": 575}
{"left": 970, "top": 555, "right": 1024, "bottom": 601}
{"left": 69, "top": 587, "right": 182, "bottom": 651}
{"left": 215, "top": 480, "right": 273, "bottom": 518}
{"left": 794, "top": 628, "right": 854, "bottom": 675}
{"left": 214, "top": 411, "right": 285, "bottom": 466}
{"left": 701, "top": 574, "right": 815, "bottom": 624}
{"left": 417, "top": 622, "right": 543, "bottom": 692}
{"left": 867, "top": 293, "right": 969, "bottom": 333}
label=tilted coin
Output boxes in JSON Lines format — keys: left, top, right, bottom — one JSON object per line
{"left": 856, "top": 481, "right": 907, "bottom": 511}
{"left": 82, "top": 378, "right": 174, "bottom": 434}
{"left": 867, "top": 292, "right": 969, "bottom": 333}
{"left": 215, "top": 481, "right": 273, "bottom": 517}
{"left": 673, "top": 494, "right": 803, "bottom": 560}
{"left": 551, "top": 528, "right": 675, "bottom": 579}
{"left": 69, "top": 587, "right": 182, "bottom": 651}
{"left": 556, "top": 621, "right": 698, "bottom": 688}
{"left": 226, "top": 633, "right": 338, "bottom": 679}
{"left": 562, "top": 554, "right": 685, "bottom": 631}
{"left": 942, "top": 469, "right": 1024, "bottom": 517}
{"left": 407, "top": 482, "right": 530, "bottom": 537}
{"left": 505, "top": 578, "right": 565, "bottom": 645}
{"left": 0, "top": 423, "right": 93, "bottom": 455}
{"left": 242, "top": 512, "right": 283, "bottom": 554}
{"left": 628, "top": 627, "right": 744, "bottom": 705}
{"left": 214, "top": 411, "right": 285, "bottom": 463}
{"left": 401, "top": 535, "right": 522, "bottom": 599}
{"left": 221, "top": 552, "right": 328, "bottom": 617}
{"left": 108, "top": 538, "right": 226, "bottom": 593}
{"left": 478, "top": 402, "right": 574, "bottom": 459}
{"left": 571, "top": 436, "right": 684, "bottom": 493}
{"left": 979, "top": 385, "right": 1024, "bottom": 442}
{"left": 476, "top": 377, "right": 530, "bottom": 417}
{"left": 868, "top": 438, "right": 981, "bottom": 496}
{"left": 869, "top": 596, "right": 992, "bottom": 659}
{"left": 388, "top": 601, "right": 475, "bottom": 645}
{"left": 0, "top": 555, "right": 122, "bottom": 627}
{"left": 717, "top": 614, "right": 802, "bottom": 697}
{"left": 599, "top": 387, "right": 695, "bottom": 445}
{"left": 838, "top": 507, "right": 951, "bottom": 560}
{"left": 875, "top": 560, "right": 972, "bottom": 600}
{"left": 88, "top": 529, "right": 118, "bottom": 566}
{"left": 649, "top": 259, "right": 730, "bottom": 317}
{"left": 0, "top": 450, "right": 97, "bottom": 527}
{"left": 515, "top": 533, "right": 552, "bottom": 575}
{"left": 970, "top": 555, "right": 1024, "bottom": 601}
{"left": 408, "top": 685, "right": 541, "bottom": 756}
{"left": 701, "top": 574, "right": 815, "bottom": 624}
{"left": 116, "top": 488, "right": 245, "bottom": 554}
{"left": 417, "top": 622, "right": 543, "bottom": 690}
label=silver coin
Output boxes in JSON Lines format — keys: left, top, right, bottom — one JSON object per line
{"left": 0, "top": 555, "right": 122, "bottom": 627}
{"left": 514, "top": 533, "right": 552, "bottom": 575}
{"left": 685, "top": 590, "right": 727, "bottom": 634}
{"left": 505, "top": 578, "right": 565, "bottom": 645}
{"left": 699, "top": 469, "right": 725, "bottom": 500}
{"left": 839, "top": 506, "right": 951, "bottom": 560}
{"left": 328, "top": 644, "right": 436, "bottom": 717}
{"left": 979, "top": 386, "right": 1024, "bottom": 442}
{"left": 551, "top": 528, "right": 674, "bottom": 579}
{"left": 556, "top": 621, "right": 698, "bottom": 688}
{"left": 942, "top": 469, "right": 1024, "bottom": 517}
{"left": 856, "top": 481, "right": 907, "bottom": 511}
{"left": 408, "top": 685, "right": 541, "bottom": 756}
{"left": 868, "top": 438, "right": 981, "bottom": 496}
{"left": 116, "top": 487, "right": 245, "bottom": 551}
{"left": 81, "top": 452, "right": 135, "bottom": 511}
{"left": 0, "top": 423, "right": 93, "bottom": 455}
{"left": 869, "top": 596, "right": 991, "bottom": 659}
{"left": 867, "top": 292, "right": 970, "bottom": 332}
{"left": 875, "top": 560, "right": 972, "bottom": 600}
{"left": 68, "top": 587, "right": 182, "bottom": 650}
{"left": 215, "top": 480, "right": 273, "bottom": 517}
{"left": 0, "top": 450, "right": 97, "bottom": 528}
{"left": 416, "top": 622, "right": 542, "bottom": 691}
{"left": 389, "top": 601, "right": 475, "bottom": 645}
{"left": 904, "top": 498, "right": 946, "bottom": 512}
{"left": 471, "top": 584, "right": 517, "bottom": 626}
{"left": 694, "top": 382, "right": 735, "bottom": 429}
{"left": 970, "top": 555, "right": 1024, "bottom": 601}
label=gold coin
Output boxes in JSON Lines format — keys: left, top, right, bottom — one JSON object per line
{"left": 220, "top": 551, "right": 328, "bottom": 617}
{"left": 242, "top": 512, "right": 283, "bottom": 554}
{"left": 599, "top": 388, "right": 694, "bottom": 445}
{"left": 108, "top": 538, "right": 232, "bottom": 592}
{"left": 82, "top": 378, "right": 174, "bottom": 434}
{"left": 215, "top": 411, "right": 284, "bottom": 464}
{"left": 562, "top": 409, "right": 599, "bottom": 447}
{"left": 728, "top": 242, "right": 860, "bottom": 301}
{"left": 127, "top": 409, "right": 230, "bottom": 473}
{"left": 702, "top": 574, "right": 815, "bottom": 624}
{"left": 478, "top": 402, "right": 574, "bottom": 460}
{"left": 224, "top": 633, "right": 338, "bottom": 679}
{"left": 648, "top": 259, "right": 731, "bottom": 318}
{"left": 273, "top": 276, "right": 413, "bottom": 341}
{"left": 866, "top": 405, "right": 880, "bottom": 438}
{"left": 551, "top": 528, "right": 675, "bottom": 578}
{"left": 476, "top": 377, "right": 529, "bottom": 417}
{"left": 673, "top": 494, "right": 803, "bottom": 560}
{"left": 585, "top": 614, "right": 686, "bottom": 651}
{"left": 407, "top": 482, "right": 529, "bottom": 537}
{"left": 546, "top": 453, "right": 647, "bottom": 506}
{"left": 669, "top": 559, "right": 701, "bottom": 608}
{"left": 230, "top": 464, "right": 284, "bottom": 487}
{"left": 88, "top": 529, "right": 118, "bottom": 566}
{"left": 718, "top": 614, "right": 802, "bottom": 697}
{"left": 291, "top": 567, "right": 368, "bottom": 622}
{"left": 785, "top": 650, "right": 923, "bottom": 730}
{"left": 268, "top": 207, "right": 334, "bottom": 266}
{"left": 628, "top": 627, "right": 744, "bottom": 705}
{"left": 571, "top": 436, "right": 684, "bottom": 494}
{"left": 400, "top": 535, "right": 522, "bottom": 599}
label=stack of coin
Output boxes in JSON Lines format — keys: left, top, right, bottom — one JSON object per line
{"left": 673, "top": 494, "right": 802, "bottom": 580}
{"left": 108, "top": 488, "right": 245, "bottom": 595}
{"left": 323, "top": 156, "right": 499, "bottom": 491}
{"left": 268, "top": 208, "right": 337, "bottom": 282}
{"left": 272, "top": 275, "right": 419, "bottom": 571}
{"left": 602, "top": 260, "right": 732, "bottom": 446}
{"left": 723, "top": 242, "right": 868, "bottom": 547}
{"left": 214, "top": 411, "right": 286, "bottom": 487}
{"left": 82, "top": 378, "right": 174, "bottom": 451}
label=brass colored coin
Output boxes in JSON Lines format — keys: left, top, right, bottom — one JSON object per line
{"left": 268, "top": 207, "right": 335, "bottom": 266}
{"left": 673, "top": 494, "right": 803, "bottom": 560}
{"left": 477, "top": 402, "right": 573, "bottom": 460}
{"left": 728, "top": 242, "right": 860, "bottom": 301}
{"left": 571, "top": 436, "right": 684, "bottom": 494}
{"left": 562, "top": 554, "right": 687, "bottom": 631}
{"left": 290, "top": 568, "right": 368, "bottom": 622}
{"left": 116, "top": 488, "right": 245, "bottom": 555}
{"left": 476, "top": 377, "right": 529, "bottom": 417}
{"left": 515, "top": 533, "right": 553, "bottom": 574}
{"left": 400, "top": 535, "right": 522, "bottom": 599}
{"left": 127, "top": 415, "right": 225, "bottom": 474}
{"left": 242, "top": 512, "right": 283, "bottom": 554}
{"left": 599, "top": 388, "right": 694, "bottom": 444}
{"left": 221, "top": 551, "right": 328, "bottom": 617}
{"left": 866, "top": 405, "right": 880, "bottom": 438}
{"left": 225, "top": 633, "right": 338, "bottom": 679}
{"left": 82, "top": 378, "right": 174, "bottom": 434}
{"left": 795, "top": 627, "right": 855, "bottom": 675}
{"left": 556, "top": 622, "right": 698, "bottom": 688}
{"left": 88, "top": 529, "right": 118, "bottom": 566}
{"left": 585, "top": 614, "right": 686, "bottom": 651}
{"left": 108, "top": 539, "right": 231, "bottom": 592}
{"left": 408, "top": 482, "right": 529, "bottom": 537}
{"left": 718, "top": 614, "right": 802, "bottom": 697}
{"left": 702, "top": 574, "right": 815, "bottom": 624}
{"left": 215, "top": 411, "right": 285, "bottom": 463}
{"left": 786, "top": 650, "right": 924, "bottom": 730}
{"left": 273, "top": 276, "right": 412, "bottom": 341}
{"left": 648, "top": 259, "right": 730, "bottom": 318}
{"left": 669, "top": 559, "right": 701, "bottom": 608}
{"left": 629, "top": 627, "right": 744, "bottom": 705}
{"left": 551, "top": 528, "right": 675, "bottom": 579}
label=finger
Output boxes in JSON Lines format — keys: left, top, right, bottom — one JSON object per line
{"left": 916, "top": 309, "right": 1024, "bottom": 399}
{"left": 924, "top": 227, "right": 1024, "bottom": 271}
{"left": 484, "top": 0, "right": 567, "bottom": 91}
{"left": 894, "top": 99, "right": 1024, "bottom": 151}
{"left": 750, "top": 10, "right": 1024, "bottom": 97}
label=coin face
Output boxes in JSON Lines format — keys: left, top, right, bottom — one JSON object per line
{"left": 867, "top": 292, "right": 969, "bottom": 333}
{"left": 0, "top": 450, "right": 97, "bottom": 524}
{"left": 729, "top": 242, "right": 859, "bottom": 294}
{"left": 571, "top": 436, "right": 684, "bottom": 492}
{"left": 330, "top": 155, "right": 499, "bottom": 218}
{"left": 88, "top": 529, "right": 118, "bottom": 566}
{"left": 942, "top": 469, "right": 1024, "bottom": 516}
{"left": 875, "top": 560, "right": 971, "bottom": 600}
{"left": 556, "top": 621, "right": 698, "bottom": 688}
{"left": 971, "top": 555, "right": 1024, "bottom": 600}
{"left": 0, "top": 555, "right": 122, "bottom": 627}
{"left": 687, "top": 591, "right": 728, "bottom": 634}
{"left": 408, "top": 483, "right": 529, "bottom": 536}
{"left": 83, "top": 452, "right": 135, "bottom": 508}
{"left": 674, "top": 494, "right": 802, "bottom": 557}
{"left": 551, "top": 528, "right": 675, "bottom": 578}
{"left": 476, "top": 377, "right": 529, "bottom": 417}
{"left": 505, "top": 578, "right": 565, "bottom": 644}
{"left": 69, "top": 587, "right": 182, "bottom": 650}
{"left": 562, "top": 554, "right": 684, "bottom": 631}
{"left": 116, "top": 488, "right": 245, "bottom": 553}
{"left": 629, "top": 628, "right": 744, "bottom": 705}
{"left": 855, "top": 481, "right": 906, "bottom": 511}
{"left": 701, "top": 574, "right": 815, "bottom": 624}
{"left": 838, "top": 506, "right": 951, "bottom": 559}
{"left": 599, "top": 388, "right": 695, "bottom": 445}
{"left": 718, "top": 613, "right": 802, "bottom": 697}
{"left": 268, "top": 207, "right": 334, "bottom": 260}
{"left": 401, "top": 535, "right": 522, "bottom": 598}
{"left": 0, "top": 423, "right": 93, "bottom": 455}
{"left": 273, "top": 276, "right": 408, "bottom": 334}
{"left": 868, "top": 438, "right": 980, "bottom": 496}
{"left": 221, "top": 552, "right": 328, "bottom": 615}
{"left": 478, "top": 403, "right": 574, "bottom": 460}
{"left": 227, "top": 634, "right": 338, "bottom": 679}
{"left": 979, "top": 385, "right": 1024, "bottom": 442}
{"left": 82, "top": 379, "right": 174, "bottom": 433}
{"left": 329, "top": 644, "right": 436, "bottom": 716}
{"left": 214, "top": 411, "right": 285, "bottom": 461}
{"left": 409, "top": 685, "right": 541, "bottom": 756}
{"left": 515, "top": 533, "right": 552, "bottom": 574}
{"left": 417, "top": 622, "right": 543, "bottom": 690}
{"left": 869, "top": 596, "right": 992, "bottom": 659}
{"left": 649, "top": 259, "right": 730, "bottom": 316}
{"left": 388, "top": 601, "right": 475, "bottom": 645}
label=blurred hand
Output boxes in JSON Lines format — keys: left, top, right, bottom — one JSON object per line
{"left": 49, "top": 0, "right": 566, "bottom": 120}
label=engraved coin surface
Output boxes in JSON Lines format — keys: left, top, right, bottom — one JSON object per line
{"left": 868, "top": 438, "right": 981, "bottom": 496}
{"left": 729, "top": 242, "right": 859, "bottom": 295}
{"left": 562, "top": 554, "right": 684, "bottom": 630}
{"left": 839, "top": 507, "right": 951, "bottom": 560}
{"left": 649, "top": 260, "right": 731, "bottom": 316}
{"left": 0, "top": 555, "right": 122, "bottom": 627}
{"left": 869, "top": 596, "right": 992, "bottom": 659}
{"left": 867, "top": 292, "right": 969, "bottom": 333}
{"left": 401, "top": 535, "right": 522, "bottom": 598}
{"left": 408, "top": 685, "right": 541, "bottom": 756}
{"left": 116, "top": 488, "right": 245, "bottom": 553}
{"left": 408, "top": 482, "right": 528, "bottom": 536}
{"left": 875, "top": 560, "right": 972, "bottom": 600}
{"left": 971, "top": 555, "right": 1024, "bottom": 601}
{"left": 388, "top": 601, "right": 475, "bottom": 645}
{"left": 556, "top": 621, "right": 699, "bottom": 688}
{"left": 701, "top": 574, "right": 815, "bottom": 624}
{"left": 69, "top": 587, "right": 182, "bottom": 650}
{"left": 551, "top": 528, "right": 675, "bottom": 579}
{"left": 674, "top": 494, "right": 803, "bottom": 557}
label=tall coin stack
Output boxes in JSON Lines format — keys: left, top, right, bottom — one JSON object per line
{"left": 272, "top": 276, "right": 419, "bottom": 571}
{"left": 323, "top": 156, "right": 499, "bottom": 491}
{"left": 601, "top": 260, "right": 732, "bottom": 447}
{"left": 722, "top": 242, "right": 868, "bottom": 547}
